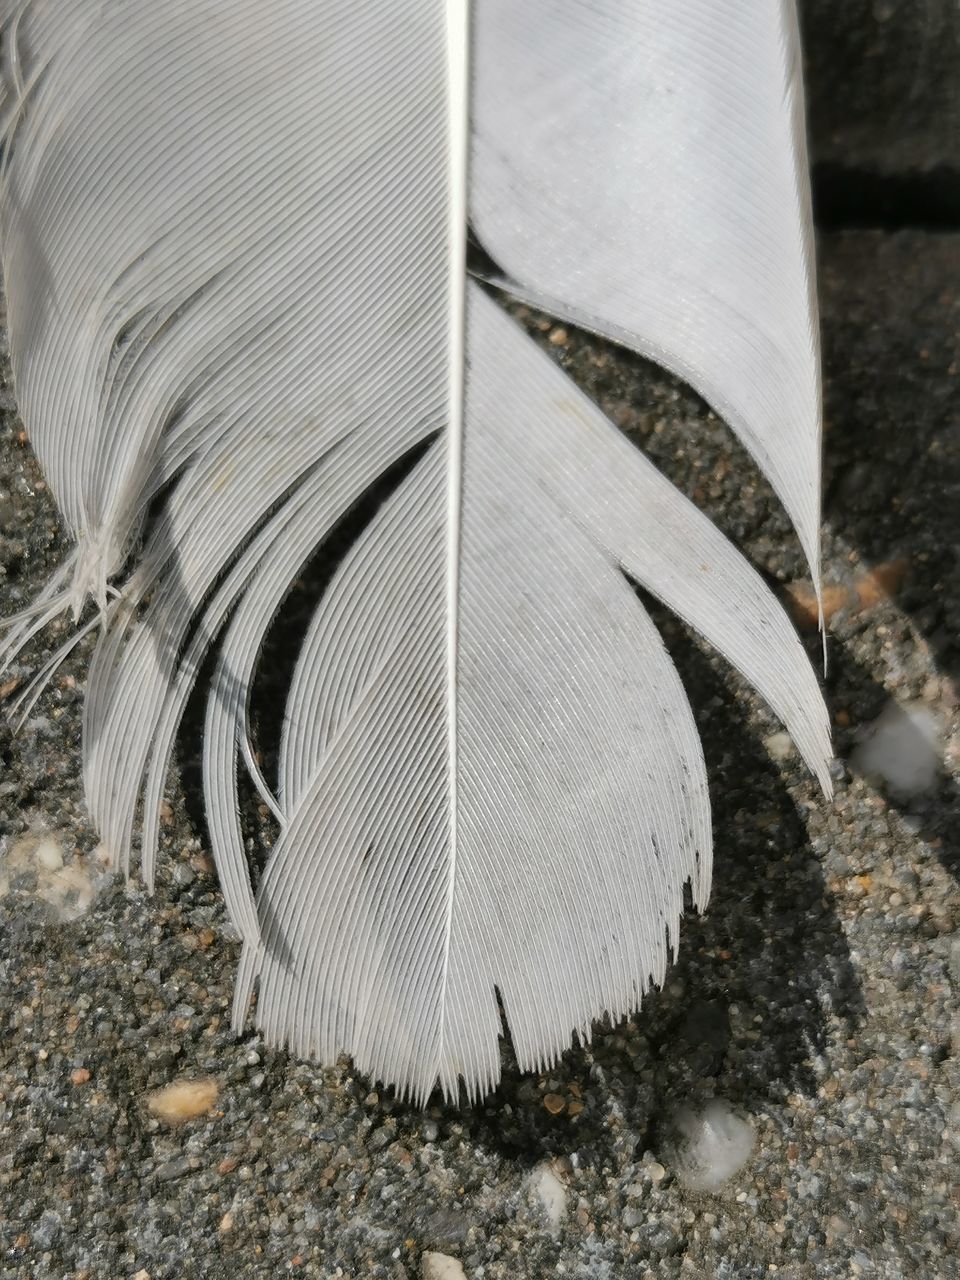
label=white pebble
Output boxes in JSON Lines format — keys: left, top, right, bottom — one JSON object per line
{"left": 34, "top": 838, "right": 64, "bottom": 871}
{"left": 1, "top": 829, "right": 107, "bottom": 922}
{"left": 763, "top": 731, "right": 794, "bottom": 763}
{"left": 852, "top": 701, "right": 940, "bottom": 800}
{"left": 526, "top": 1160, "right": 567, "bottom": 1230}
{"left": 421, "top": 1252, "right": 467, "bottom": 1280}
{"left": 666, "top": 1099, "right": 755, "bottom": 1192}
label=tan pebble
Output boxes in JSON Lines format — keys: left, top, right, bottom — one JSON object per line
{"left": 147, "top": 1078, "right": 219, "bottom": 1124}
{"left": 190, "top": 852, "right": 216, "bottom": 876}
{"left": 197, "top": 927, "right": 215, "bottom": 948}
{"left": 786, "top": 582, "right": 849, "bottom": 631}
{"left": 0, "top": 677, "right": 20, "bottom": 699}
{"left": 219, "top": 1212, "right": 234, "bottom": 1234}
{"left": 132, "top": 1271, "right": 151, "bottom": 1280}
{"left": 567, "top": 1101, "right": 584, "bottom": 1117}
{"left": 542, "top": 1092, "right": 567, "bottom": 1115}
{"left": 855, "top": 558, "right": 908, "bottom": 610}
{"left": 567, "top": 1081, "right": 582, "bottom": 1099}
{"left": 549, "top": 327, "right": 568, "bottom": 346}
{"left": 217, "top": 1155, "right": 239, "bottom": 1175}
{"left": 70, "top": 1068, "right": 91, "bottom": 1086}
{"left": 820, "top": 1077, "right": 840, "bottom": 1099}
{"left": 158, "top": 800, "right": 174, "bottom": 824}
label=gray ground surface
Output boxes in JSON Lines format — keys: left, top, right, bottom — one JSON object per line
{"left": 0, "top": 232, "right": 958, "bottom": 1279}
{"left": 801, "top": 0, "right": 960, "bottom": 175}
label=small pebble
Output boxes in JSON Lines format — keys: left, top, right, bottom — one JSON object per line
{"left": 147, "top": 1079, "right": 219, "bottom": 1125}
{"left": 34, "top": 838, "right": 63, "bottom": 872}
{"left": 763, "top": 731, "right": 794, "bottom": 762}
{"left": 526, "top": 1161, "right": 567, "bottom": 1230}
{"left": 852, "top": 701, "right": 940, "bottom": 799}
{"left": 421, "top": 1251, "right": 467, "bottom": 1280}
{"left": 665, "top": 1099, "right": 756, "bottom": 1192}
{"left": 786, "top": 581, "right": 848, "bottom": 630}
{"left": 855, "top": 558, "right": 908, "bottom": 609}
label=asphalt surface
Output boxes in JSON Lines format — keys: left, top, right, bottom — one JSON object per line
{"left": 0, "top": 230, "right": 958, "bottom": 1279}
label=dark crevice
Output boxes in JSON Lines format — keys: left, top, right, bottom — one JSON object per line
{"left": 471, "top": 173, "right": 960, "bottom": 242}
{"left": 813, "top": 163, "right": 960, "bottom": 230}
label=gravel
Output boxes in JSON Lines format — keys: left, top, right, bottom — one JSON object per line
{"left": 800, "top": 0, "right": 960, "bottom": 175}
{"left": 1, "top": 230, "right": 959, "bottom": 1278}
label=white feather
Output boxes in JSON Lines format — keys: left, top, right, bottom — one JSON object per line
{"left": 0, "top": 0, "right": 830, "bottom": 1102}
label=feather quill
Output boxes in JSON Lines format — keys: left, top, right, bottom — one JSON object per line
{"left": 0, "top": 0, "right": 830, "bottom": 1102}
